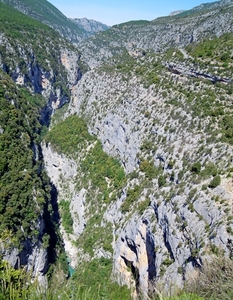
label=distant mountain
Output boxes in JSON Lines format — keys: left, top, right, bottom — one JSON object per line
{"left": 0, "top": 0, "right": 86, "bottom": 43}
{"left": 78, "top": 0, "right": 233, "bottom": 68}
{"left": 169, "top": 10, "right": 185, "bottom": 16}
{"left": 71, "top": 18, "right": 110, "bottom": 37}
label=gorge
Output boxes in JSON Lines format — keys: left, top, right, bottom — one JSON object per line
{"left": 0, "top": 0, "right": 233, "bottom": 299}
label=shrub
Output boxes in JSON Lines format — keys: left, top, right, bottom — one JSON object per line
{"left": 201, "top": 162, "right": 217, "bottom": 178}
{"left": 191, "top": 162, "right": 201, "bottom": 174}
{"left": 59, "top": 200, "right": 73, "bottom": 234}
{"left": 158, "top": 175, "right": 166, "bottom": 187}
{"left": 137, "top": 198, "right": 151, "bottom": 214}
{"left": 140, "top": 160, "right": 158, "bottom": 179}
{"left": 121, "top": 185, "right": 141, "bottom": 212}
{"left": 208, "top": 175, "right": 221, "bottom": 188}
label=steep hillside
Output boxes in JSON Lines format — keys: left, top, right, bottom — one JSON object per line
{"left": 42, "top": 1, "right": 233, "bottom": 297}
{"left": 0, "top": 71, "right": 56, "bottom": 285}
{"left": 0, "top": 1, "right": 83, "bottom": 286}
{"left": 0, "top": 2, "right": 84, "bottom": 121}
{"left": 0, "top": 0, "right": 85, "bottom": 43}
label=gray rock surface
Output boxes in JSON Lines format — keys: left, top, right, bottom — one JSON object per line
{"left": 71, "top": 18, "right": 110, "bottom": 37}
{"left": 42, "top": 143, "right": 86, "bottom": 267}
{"left": 61, "top": 39, "right": 233, "bottom": 293}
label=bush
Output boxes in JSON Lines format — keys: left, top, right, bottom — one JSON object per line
{"left": 208, "top": 175, "right": 221, "bottom": 188}
{"left": 121, "top": 185, "right": 141, "bottom": 212}
{"left": 140, "top": 160, "right": 158, "bottom": 179}
{"left": 201, "top": 162, "right": 218, "bottom": 178}
{"left": 137, "top": 198, "right": 150, "bottom": 214}
{"left": 0, "top": 257, "right": 130, "bottom": 300}
{"left": 158, "top": 175, "right": 166, "bottom": 187}
{"left": 191, "top": 162, "right": 201, "bottom": 174}
{"left": 59, "top": 200, "right": 73, "bottom": 234}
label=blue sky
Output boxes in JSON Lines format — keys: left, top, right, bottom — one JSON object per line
{"left": 48, "top": 0, "right": 218, "bottom": 26}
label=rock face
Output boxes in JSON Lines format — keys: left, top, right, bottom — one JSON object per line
{"left": 20, "top": 242, "right": 48, "bottom": 286}
{"left": 42, "top": 143, "right": 86, "bottom": 268}
{"left": 1, "top": 0, "right": 110, "bottom": 43}
{"left": 58, "top": 12, "right": 233, "bottom": 290}
{"left": 0, "top": 3, "right": 83, "bottom": 284}
{"left": 1, "top": 218, "right": 48, "bottom": 285}
{"left": 71, "top": 18, "right": 110, "bottom": 37}
{"left": 47, "top": 42, "right": 233, "bottom": 293}
{"left": 0, "top": 32, "right": 82, "bottom": 123}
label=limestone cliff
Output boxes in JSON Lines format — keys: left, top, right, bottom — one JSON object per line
{"left": 0, "top": 3, "right": 84, "bottom": 284}
{"left": 70, "top": 18, "right": 110, "bottom": 37}
{"left": 1, "top": 0, "right": 233, "bottom": 297}
{"left": 44, "top": 41, "right": 233, "bottom": 294}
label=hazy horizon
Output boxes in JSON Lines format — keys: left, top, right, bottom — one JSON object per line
{"left": 48, "top": 0, "right": 218, "bottom": 26}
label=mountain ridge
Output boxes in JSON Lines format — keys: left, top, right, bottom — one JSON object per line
{"left": 70, "top": 17, "right": 110, "bottom": 37}
{"left": 0, "top": 0, "right": 109, "bottom": 43}
{"left": 78, "top": 0, "right": 233, "bottom": 68}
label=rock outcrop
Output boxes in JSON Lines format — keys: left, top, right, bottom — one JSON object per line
{"left": 70, "top": 18, "right": 110, "bottom": 37}
{"left": 42, "top": 143, "right": 86, "bottom": 268}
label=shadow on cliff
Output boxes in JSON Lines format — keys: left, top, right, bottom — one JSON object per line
{"left": 145, "top": 220, "right": 157, "bottom": 296}
{"left": 44, "top": 183, "right": 64, "bottom": 268}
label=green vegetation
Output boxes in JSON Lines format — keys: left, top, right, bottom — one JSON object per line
{"left": 1, "top": 1, "right": 233, "bottom": 299}
{"left": 159, "top": 294, "right": 204, "bottom": 300}
{"left": 187, "top": 33, "right": 233, "bottom": 66}
{"left": 191, "top": 162, "right": 201, "bottom": 174}
{"left": 185, "top": 257, "right": 233, "bottom": 300}
{"left": 45, "top": 115, "right": 94, "bottom": 155}
{"left": 0, "top": 256, "right": 131, "bottom": 300}
{"left": 3, "top": 255, "right": 233, "bottom": 300}
{"left": 221, "top": 114, "right": 233, "bottom": 145}
{"left": 140, "top": 160, "right": 160, "bottom": 179}
{"left": 137, "top": 198, "right": 151, "bottom": 214}
{"left": 59, "top": 200, "right": 73, "bottom": 234}
{"left": 45, "top": 114, "right": 125, "bottom": 203}
{"left": 0, "top": 72, "right": 51, "bottom": 243}
{"left": 121, "top": 185, "right": 141, "bottom": 212}
{"left": 113, "top": 20, "right": 151, "bottom": 27}
{"left": 0, "top": 259, "right": 31, "bottom": 300}
{"left": 0, "top": 2, "right": 79, "bottom": 98}
{"left": 0, "top": 71, "right": 67, "bottom": 288}
{"left": 81, "top": 140, "right": 125, "bottom": 196}
{"left": 78, "top": 217, "right": 113, "bottom": 256}
{"left": 2, "top": 0, "right": 85, "bottom": 42}
{"left": 158, "top": 175, "right": 166, "bottom": 187}
{"left": 71, "top": 258, "right": 131, "bottom": 299}
{"left": 45, "top": 114, "right": 125, "bottom": 255}
{"left": 200, "top": 162, "right": 217, "bottom": 178}
{"left": 208, "top": 175, "right": 221, "bottom": 188}
{"left": 0, "top": 1, "right": 66, "bottom": 69}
